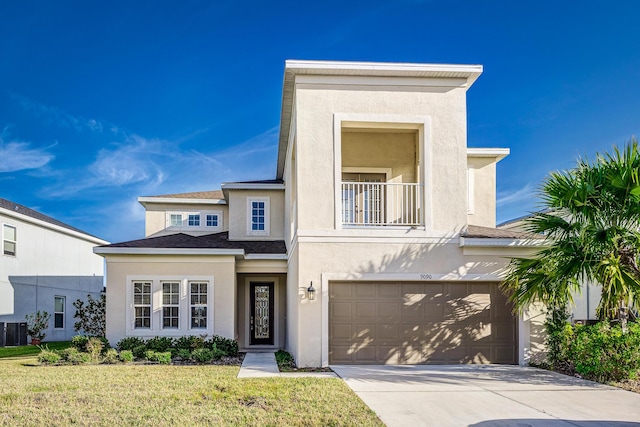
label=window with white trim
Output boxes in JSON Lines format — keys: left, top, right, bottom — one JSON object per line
{"left": 247, "top": 198, "right": 270, "bottom": 236}
{"left": 133, "top": 281, "right": 152, "bottom": 329}
{"left": 162, "top": 281, "right": 180, "bottom": 329}
{"left": 54, "top": 296, "right": 65, "bottom": 329}
{"left": 206, "top": 214, "right": 218, "bottom": 227}
{"left": 3, "top": 224, "right": 16, "bottom": 256}
{"left": 190, "top": 282, "right": 208, "bottom": 329}
{"left": 187, "top": 214, "right": 200, "bottom": 227}
{"left": 166, "top": 211, "right": 222, "bottom": 231}
{"left": 170, "top": 214, "right": 183, "bottom": 227}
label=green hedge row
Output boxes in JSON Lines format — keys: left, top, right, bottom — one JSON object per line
{"left": 545, "top": 321, "right": 640, "bottom": 382}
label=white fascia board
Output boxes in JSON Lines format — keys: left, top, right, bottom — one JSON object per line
{"left": 285, "top": 60, "right": 483, "bottom": 76}
{"left": 459, "top": 237, "right": 543, "bottom": 248}
{"left": 93, "top": 247, "right": 244, "bottom": 256}
{"left": 243, "top": 253, "right": 288, "bottom": 260}
{"left": 0, "top": 206, "right": 109, "bottom": 245}
{"left": 137, "top": 197, "right": 227, "bottom": 205}
{"left": 221, "top": 183, "right": 285, "bottom": 190}
{"left": 467, "top": 148, "right": 510, "bottom": 162}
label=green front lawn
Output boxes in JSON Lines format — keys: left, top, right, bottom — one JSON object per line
{"left": 0, "top": 342, "right": 72, "bottom": 359}
{"left": 0, "top": 358, "right": 382, "bottom": 426}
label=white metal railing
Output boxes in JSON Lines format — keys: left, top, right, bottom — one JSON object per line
{"left": 341, "top": 182, "right": 423, "bottom": 226}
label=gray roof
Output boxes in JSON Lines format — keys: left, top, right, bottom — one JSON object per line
{"left": 0, "top": 197, "right": 102, "bottom": 239}
{"left": 143, "top": 190, "right": 224, "bottom": 199}
{"left": 461, "top": 225, "right": 541, "bottom": 240}
{"left": 99, "top": 231, "right": 286, "bottom": 254}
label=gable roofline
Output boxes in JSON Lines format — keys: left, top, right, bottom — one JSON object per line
{"left": 0, "top": 198, "right": 108, "bottom": 245}
{"left": 276, "top": 60, "right": 484, "bottom": 179}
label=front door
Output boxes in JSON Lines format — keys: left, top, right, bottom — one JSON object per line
{"left": 250, "top": 282, "right": 275, "bottom": 345}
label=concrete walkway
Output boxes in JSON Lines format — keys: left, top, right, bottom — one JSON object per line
{"left": 237, "top": 352, "right": 337, "bottom": 378}
{"left": 331, "top": 365, "right": 640, "bottom": 427}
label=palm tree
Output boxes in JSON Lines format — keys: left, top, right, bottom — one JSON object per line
{"left": 503, "top": 139, "right": 640, "bottom": 322}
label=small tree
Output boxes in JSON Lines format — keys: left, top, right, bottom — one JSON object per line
{"left": 25, "top": 310, "right": 50, "bottom": 342}
{"left": 73, "top": 293, "right": 106, "bottom": 337}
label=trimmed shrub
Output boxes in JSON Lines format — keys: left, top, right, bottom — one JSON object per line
{"left": 192, "top": 348, "right": 213, "bottom": 363}
{"left": 210, "top": 344, "right": 226, "bottom": 361}
{"left": 174, "top": 349, "right": 192, "bottom": 360}
{"left": 174, "top": 336, "right": 205, "bottom": 351}
{"left": 38, "top": 350, "right": 61, "bottom": 365}
{"left": 71, "top": 335, "right": 90, "bottom": 352}
{"left": 119, "top": 350, "right": 134, "bottom": 363}
{"left": 206, "top": 335, "right": 238, "bottom": 356}
{"left": 102, "top": 348, "right": 119, "bottom": 364}
{"left": 61, "top": 348, "right": 92, "bottom": 365}
{"left": 145, "top": 350, "right": 171, "bottom": 364}
{"left": 132, "top": 345, "right": 147, "bottom": 360}
{"left": 72, "top": 335, "right": 110, "bottom": 353}
{"left": 146, "top": 336, "right": 174, "bottom": 353}
{"left": 117, "top": 337, "right": 146, "bottom": 352}
{"left": 545, "top": 320, "right": 640, "bottom": 382}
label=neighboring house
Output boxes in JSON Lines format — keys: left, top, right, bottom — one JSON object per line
{"left": 95, "top": 60, "right": 546, "bottom": 366}
{"left": 499, "top": 214, "right": 601, "bottom": 323}
{"left": 0, "top": 198, "right": 108, "bottom": 344}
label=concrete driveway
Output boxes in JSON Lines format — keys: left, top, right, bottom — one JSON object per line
{"left": 331, "top": 365, "right": 640, "bottom": 427}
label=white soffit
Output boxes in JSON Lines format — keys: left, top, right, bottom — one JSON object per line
{"left": 467, "top": 148, "right": 510, "bottom": 162}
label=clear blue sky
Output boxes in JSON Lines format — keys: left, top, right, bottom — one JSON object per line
{"left": 1, "top": 1, "right": 639, "bottom": 242}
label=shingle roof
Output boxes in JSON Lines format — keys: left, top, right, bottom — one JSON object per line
{"left": 461, "top": 225, "right": 541, "bottom": 240}
{"left": 100, "top": 231, "right": 286, "bottom": 254}
{"left": 146, "top": 190, "right": 224, "bottom": 199}
{"left": 0, "top": 197, "right": 102, "bottom": 239}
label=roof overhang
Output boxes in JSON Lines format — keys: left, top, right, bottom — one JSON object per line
{"left": 221, "top": 182, "right": 285, "bottom": 200}
{"left": 0, "top": 206, "right": 109, "bottom": 245}
{"left": 467, "top": 148, "right": 510, "bottom": 162}
{"left": 276, "top": 60, "right": 484, "bottom": 179}
{"left": 137, "top": 196, "right": 227, "bottom": 207}
{"left": 93, "top": 246, "right": 287, "bottom": 260}
{"left": 459, "top": 237, "right": 541, "bottom": 248}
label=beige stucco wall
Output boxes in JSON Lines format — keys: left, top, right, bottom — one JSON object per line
{"left": 294, "top": 84, "right": 468, "bottom": 234}
{"left": 104, "top": 254, "right": 236, "bottom": 346}
{"left": 227, "top": 189, "right": 285, "bottom": 241}
{"left": 143, "top": 202, "right": 229, "bottom": 236}
{"left": 288, "top": 240, "right": 542, "bottom": 367}
{"left": 342, "top": 130, "right": 417, "bottom": 183}
{"left": 467, "top": 156, "right": 497, "bottom": 227}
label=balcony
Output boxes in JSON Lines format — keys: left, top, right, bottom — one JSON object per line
{"left": 341, "top": 182, "right": 423, "bottom": 227}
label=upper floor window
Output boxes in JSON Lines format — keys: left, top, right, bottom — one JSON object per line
{"left": 170, "top": 214, "right": 183, "bottom": 227}
{"left": 247, "top": 198, "right": 270, "bottom": 236}
{"left": 188, "top": 214, "right": 200, "bottom": 227}
{"left": 206, "top": 214, "right": 218, "bottom": 227}
{"left": 166, "top": 211, "right": 222, "bottom": 232}
{"left": 3, "top": 224, "right": 16, "bottom": 256}
{"left": 54, "top": 296, "right": 65, "bottom": 329}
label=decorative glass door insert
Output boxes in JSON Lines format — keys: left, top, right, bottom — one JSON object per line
{"left": 250, "top": 282, "right": 274, "bottom": 345}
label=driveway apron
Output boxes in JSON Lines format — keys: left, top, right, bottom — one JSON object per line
{"left": 331, "top": 365, "right": 640, "bottom": 427}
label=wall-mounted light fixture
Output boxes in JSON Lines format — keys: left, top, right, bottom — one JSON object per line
{"left": 307, "top": 282, "right": 316, "bottom": 301}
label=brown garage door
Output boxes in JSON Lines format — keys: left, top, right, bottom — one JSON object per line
{"left": 329, "top": 281, "right": 517, "bottom": 364}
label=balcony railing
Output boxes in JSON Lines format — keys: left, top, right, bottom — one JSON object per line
{"left": 341, "top": 182, "right": 423, "bottom": 226}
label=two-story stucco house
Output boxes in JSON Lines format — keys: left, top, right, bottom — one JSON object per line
{"left": 0, "top": 198, "right": 108, "bottom": 345}
{"left": 95, "top": 60, "right": 544, "bottom": 366}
